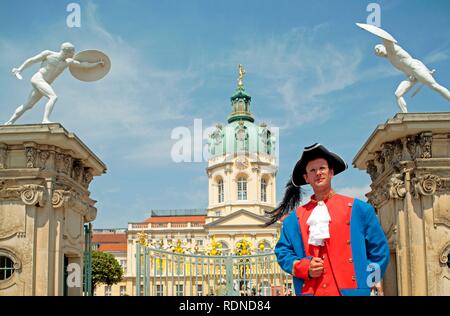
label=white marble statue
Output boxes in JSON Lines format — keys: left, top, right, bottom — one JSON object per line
{"left": 4, "top": 42, "right": 107, "bottom": 125}
{"left": 357, "top": 23, "right": 450, "bottom": 113}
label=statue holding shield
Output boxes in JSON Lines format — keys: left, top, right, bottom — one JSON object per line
{"left": 4, "top": 42, "right": 110, "bottom": 125}
{"left": 357, "top": 23, "right": 450, "bottom": 113}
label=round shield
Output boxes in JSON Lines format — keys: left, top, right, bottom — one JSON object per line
{"left": 69, "top": 50, "right": 111, "bottom": 82}
{"left": 356, "top": 23, "right": 398, "bottom": 43}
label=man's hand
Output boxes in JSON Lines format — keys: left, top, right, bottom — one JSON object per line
{"left": 308, "top": 257, "right": 324, "bottom": 278}
{"left": 371, "top": 282, "right": 384, "bottom": 296}
{"left": 12, "top": 68, "right": 22, "bottom": 80}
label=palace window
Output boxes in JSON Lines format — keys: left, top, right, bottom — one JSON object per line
{"left": 120, "top": 259, "right": 127, "bottom": 274}
{"left": 237, "top": 177, "right": 247, "bottom": 200}
{"left": 120, "top": 286, "right": 126, "bottom": 296}
{"left": 218, "top": 179, "right": 224, "bottom": 203}
{"left": 176, "top": 284, "right": 184, "bottom": 296}
{"left": 197, "top": 284, "right": 203, "bottom": 296}
{"left": 235, "top": 126, "right": 249, "bottom": 153}
{"left": 261, "top": 179, "right": 267, "bottom": 202}
{"left": 196, "top": 240, "right": 203, "bottom": 246}
{"left": 156, "top": 284, "right": 164, "bottom": 296}
{"left": 105, "top": 285, "right": 112, "bottom": 296}
{"left": 219, "top": 241, "right": 230, "bottom": 254}
{"left": 0, "top": 256, "right": 15, "bottom": 280}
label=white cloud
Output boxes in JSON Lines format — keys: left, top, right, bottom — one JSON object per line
{"left": 206, "top": 26, "right": 364, "bottom": 130}
{"left": 123, "top": 136, "right": 174, "bottom": 166}
{"left": 0, "top": 2, "right": 204, "bottom": 167}
{"left": 424, "top": 49, "right": 450, "bottom": 65}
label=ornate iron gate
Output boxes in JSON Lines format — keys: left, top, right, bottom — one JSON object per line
{"left": 135, "top": 244, "right": 292, "bottom": 296}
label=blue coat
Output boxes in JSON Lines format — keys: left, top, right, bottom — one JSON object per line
{"left": 275, "top": 197, "right": 390, "bottom": 296}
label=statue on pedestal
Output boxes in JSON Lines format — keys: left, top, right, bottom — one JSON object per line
{"left": 4, "top": 42, "right": 110, "bottom": 125}
{"left": 357, "top": 23, "right": 450, "bottom": 113}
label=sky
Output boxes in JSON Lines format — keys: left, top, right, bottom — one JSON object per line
{"left": 0, "top": 0, "right": 449, "bottom": 228}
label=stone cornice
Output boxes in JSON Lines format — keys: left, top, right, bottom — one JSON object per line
{"left": 0, "top": 124, "right": 106, "bottom": 176}
{"left": 0, "top": 183, "right": 46, "bottom": 206}
{"left": 0, "top": 141, "right": 96, "bottom": 190}
{"left": 353, "top": 112, "right": 450, "bottom": 170}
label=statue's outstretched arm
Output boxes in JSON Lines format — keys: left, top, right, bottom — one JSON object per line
{"left": 68, "top": 59, "right": 104, "bottom": 69}
{"left": 382, "top": 39, "right": 396, "bottom": 51}
{"left": 14, "top": 50, "right": 52, "bottom": 73}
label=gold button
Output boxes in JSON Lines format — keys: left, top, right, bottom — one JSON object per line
{"left": 346, "top": 220, "right": 350, "bottom": 225}
{"left": 322, "top": 284, "right": 327, "bottom": 288}
{"left": 351, "top": 276, "right": 356, "bottom": 281}
{"left": 346, "top": 240, "right": 351, "bottom": 245}
{"left": 348, "top": 258, "right": 353, "bottom": 263}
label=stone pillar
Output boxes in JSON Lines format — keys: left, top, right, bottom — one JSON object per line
{"left": 0, "top": 124, "right": 106, "bottom": 296}
{"left": 353, "top": 113, "right": 450, "bottom": 296}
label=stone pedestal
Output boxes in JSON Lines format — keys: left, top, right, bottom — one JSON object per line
{"left": 353, "top": 113, "right": 450, "bottom": 296}
{"left": 0, "top": 124, "right": 106, "bottom": 296}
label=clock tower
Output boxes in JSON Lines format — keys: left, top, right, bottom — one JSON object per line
{"left": 206, "top": 65, "right": 278, "bottom": 226}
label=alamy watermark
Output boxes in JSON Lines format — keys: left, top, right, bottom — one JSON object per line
{"left": 66, "top": 3, "right": 81, "bottom": 28}
{"left": 67, "top": 263, "right": 82, "bottom": 288}
{"left": 366, "top": 3, "right": 381, "bottom": 27}
{"left": 366, "top": 262, "right": 381, "bottom": 288}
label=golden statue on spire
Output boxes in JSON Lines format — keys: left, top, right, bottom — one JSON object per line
{"left": 238, "top": 64, "right": 246, "bottom": 88}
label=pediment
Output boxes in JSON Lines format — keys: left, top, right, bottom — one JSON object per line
{"left": 206, "top": 209, "right": 269, "bottom": 227}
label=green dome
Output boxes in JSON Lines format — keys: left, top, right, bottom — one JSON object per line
{"left": 208, "top": 66, "right": 275, "bottom": 158}
{"left": 208, "top": 120, "right": 276, "bottom": 158}
{"left": 231, "top": 88, "right": 252, "bottom": 101}
{"left": 228, "top": 86, "right": 254, "bottom": 124}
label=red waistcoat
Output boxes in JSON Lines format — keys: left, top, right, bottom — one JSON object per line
{"left": 295, "top": 194, "right": 357, "bottom": 296}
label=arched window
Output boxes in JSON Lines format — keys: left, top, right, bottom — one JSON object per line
{"left": 261, "top": 179, "right": 267, "bottom": 202}
{"left": 237, "top": 177, "right": 247, "bottom": 200}
{"left": 218, "top": 241, "right": 230, "bottom": 254}
{"left": 0, "top": 255, "right": 15, "bottom": 280}
{"left": 257, "top": 240, "right": 272, "bottom": 253}
{"left": 218, "top": 179, "right": 224, "bottom": 203}
{"left": 235, "top": 126, "right": 249, "bottom": 153}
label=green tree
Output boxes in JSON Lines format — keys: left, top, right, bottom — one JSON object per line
{"left": 92, "top": 251, "right": 123, "bottom": 290}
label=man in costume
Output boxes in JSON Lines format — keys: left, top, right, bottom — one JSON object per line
{"left": 266, "top": 143, "right": 389, "bottom": 296}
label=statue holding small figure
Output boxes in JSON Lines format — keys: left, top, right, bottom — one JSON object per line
{"left": 238, "top": 64, "right": 246, "bottom": 88}
{"left": 4, "top": 42, "right": 110, "bottom": 125}
{"left": 357, "top": 23, "right": 450, "bottom": 113}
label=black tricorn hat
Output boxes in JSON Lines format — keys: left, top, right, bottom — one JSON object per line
{"left": 292, "top": 143, "right": 347, "bottom": 187}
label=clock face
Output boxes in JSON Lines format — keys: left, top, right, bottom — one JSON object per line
{"left": 235, "top": 157, "right": 248, "bottom": 169}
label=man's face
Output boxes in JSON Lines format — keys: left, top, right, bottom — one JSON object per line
{"left": 303, "top": 158, "right": 334, "bottom": 193}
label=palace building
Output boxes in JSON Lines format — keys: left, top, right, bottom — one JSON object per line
{"left": 93, "top": 66, "right": 284, "bottom": 296}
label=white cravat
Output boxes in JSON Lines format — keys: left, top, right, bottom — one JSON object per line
{"left": 306, "top": 200, "right": 331, "bottom": 246}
